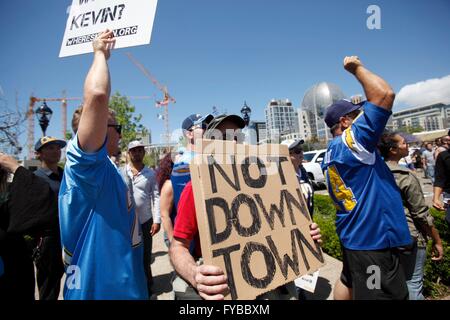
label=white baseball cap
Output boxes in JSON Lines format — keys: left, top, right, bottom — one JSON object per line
{"left": 280, "top": 139, "right": 305, "bottom": 151}
{"left": 127, "top": 140, "right": 146, "bottom": 151}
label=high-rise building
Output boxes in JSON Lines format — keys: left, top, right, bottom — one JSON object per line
{"left": 392, "top": 103, "right": 449, "bottom": 131}
{"left": 299, "top": 82, "right": 346, "bottom": 141}
{"left": 253, "top": 121, "right": 267, "bottom": 143}
{"left": 136, "top": 130, "right": 152, "bottom": 145}
{"left": 264, "top": 99, "right": 299, "bottom": 143}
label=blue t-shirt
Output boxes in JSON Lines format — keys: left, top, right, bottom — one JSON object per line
{"left": 59, "top": 135, "right": 148, "bottom": 300}
{"left": 321, "top": 102, "right": 411, "bottom": 250}
{"left": 169, "top": 150, "right": 198, "bottom": 254}
{"left": 170, "top": 151, "right": 195, "bottom": 221}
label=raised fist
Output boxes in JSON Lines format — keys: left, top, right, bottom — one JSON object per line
{"left": 344, "top": 56, "right": 363, "bottom": 74}
{"left": 92, "top": 29, "right": 116, "bottom": 60}
{"left": 0, "top": 152, "right": 20, "bottom": 174}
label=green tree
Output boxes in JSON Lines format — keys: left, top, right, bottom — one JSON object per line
{"left": 65, "top": 131, "right": 73, "bottom": 141}
{"left": 109, "top": 92, "right": 149, "bottom": 151}
{"left": 143, "top": 153, "right": 159, "bottom": 168}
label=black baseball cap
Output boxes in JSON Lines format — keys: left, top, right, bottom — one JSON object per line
{"left": 182, "top": 113, "right": 214, "bottom": 132}
{"left": 205, "top": 114, "right": 246, "bottom": 135}
{"left": 324, "top": 99, "right": 364, "bottom": 128}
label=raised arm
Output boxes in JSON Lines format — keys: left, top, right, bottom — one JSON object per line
{"left": 344, "top": 56, "right": 395, "bottom": 111}
{"left": 77, "top": 30, "right": 115, "bottom": 152}
{"left": 0, "top": 153, "right": 57, "bottom": 235}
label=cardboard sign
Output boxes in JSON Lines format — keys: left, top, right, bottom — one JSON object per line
{"left": 59, "top": 0, "right": 158, "bottom": 57}
{"left": 190, "top": 140, "right": 324, "bottom": 300}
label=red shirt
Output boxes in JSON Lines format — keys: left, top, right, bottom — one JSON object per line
{"left": 173, "top": 181, "right": 202, "bottom": 258}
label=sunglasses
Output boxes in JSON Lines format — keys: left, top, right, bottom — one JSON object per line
{"left": 290, "top": 148, "right": 303, "bottom": 155}
{"left": 108, "top": 124, "right": 122, "bottom": 135}
{"left": 188, "top": 123, "right": 207, "bottom": 131}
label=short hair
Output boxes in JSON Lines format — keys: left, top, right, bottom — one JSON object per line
{"left": 378, "top": 131, "right": 399, "bottom": 159}
{"left": 156, "top": 153, "right": 174, "bottom": 192}
{"left": 435, "top": 137, "right": 442, "bottom": 146}
{"left": 330, "top": 123, "right": 340, "bottom": 136}
{"left": 71, "top": 106, "right": 116, "bottom": 134}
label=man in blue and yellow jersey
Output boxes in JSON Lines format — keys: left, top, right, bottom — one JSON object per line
{"left": 321, "top": 56, "right": 411, "bottom": 300}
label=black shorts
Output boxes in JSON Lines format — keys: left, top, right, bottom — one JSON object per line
{"left": 340, "top": 246, "right": 408, "bottom": 300}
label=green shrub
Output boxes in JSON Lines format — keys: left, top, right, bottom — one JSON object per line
{"left": 423, "top": 209, "right": 450, "bottom": 298}
{"left": 313, "top": 195, "right": 342, "bottom": 261}
{"left": 429, "top": 208, "right": 449, "bottom": 239}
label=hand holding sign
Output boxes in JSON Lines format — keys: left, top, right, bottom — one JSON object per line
{"left": 195, "top": 264, "right": 229, "bottom": 300}
{"left": 92, "top": 29, "right": 116, "bottom": 60}
{"left": 309, "top": 223, "right": 322, "bottom": 244}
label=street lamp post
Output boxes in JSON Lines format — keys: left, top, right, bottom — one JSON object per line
{"left": 35, "top": 100, "right": 53, "bottom": 136}
{"left": 240, "top": 101, "right": 252, "bottom": 127}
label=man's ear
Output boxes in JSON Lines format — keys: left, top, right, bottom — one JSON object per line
{"left": 185, "top": 130, "right": 194, "bottom": 140}
{"left": 339, "top": 116, "right": 350, "bottom": 130}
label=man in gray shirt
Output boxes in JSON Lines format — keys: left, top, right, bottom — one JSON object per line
{"left": 121, "top": 140, "right": 161, "bottom": 296}
{"left": 33, "top": 136, "right": 66, "bottom": 300}
{"left": 422, "top": 142, "right": 435, "bottom": 183}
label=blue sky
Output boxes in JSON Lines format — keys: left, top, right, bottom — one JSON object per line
{"left": 1, "top": 0, "right": 450, "bottom": 155}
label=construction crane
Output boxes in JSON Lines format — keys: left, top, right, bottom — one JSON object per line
{"left": 27, "top": 94, "right": 156, "bottom": 159}
{"left": 125, "top": 52, "right": 176, "bottom": 146}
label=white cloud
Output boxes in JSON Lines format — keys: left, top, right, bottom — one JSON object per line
{"left": 394, "top": 75, "right": 450, "bottom": 109}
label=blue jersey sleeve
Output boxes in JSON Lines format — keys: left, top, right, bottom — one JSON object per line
{"left": 63, "top": 134, "right": 109, "bottom": 199}
{"left": 351, "top": 102, "right": 392, "bottom": 153}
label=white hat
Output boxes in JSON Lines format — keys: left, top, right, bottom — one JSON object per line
{"left": 280, "top": 139, "right": 305, "bottom": 151}
{"left": 127, "top": 140, "right": 146, "bottom": 151}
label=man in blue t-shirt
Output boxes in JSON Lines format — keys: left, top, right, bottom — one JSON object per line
{"left": 58, "top": 30, "right": 147, "bottom": 300}
{"left": 321, "top": 56, "right": 411, "bottom": 300}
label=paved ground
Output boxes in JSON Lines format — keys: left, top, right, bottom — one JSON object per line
{"left": 150, "top": 230, "right": 175, "bottom": 300}
{"left": 37, "top": 169, "right": 436, "bottom": 300}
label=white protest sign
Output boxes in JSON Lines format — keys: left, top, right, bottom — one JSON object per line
{"left": 59, "top": 0, "right": 158, "bottom": 57}
{"left": 294, "top": 270, "right": 319, "bottom": 293}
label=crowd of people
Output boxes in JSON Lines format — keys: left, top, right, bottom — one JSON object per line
{"left": 0, "top": 31, "right": 448, "bottom": 300}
